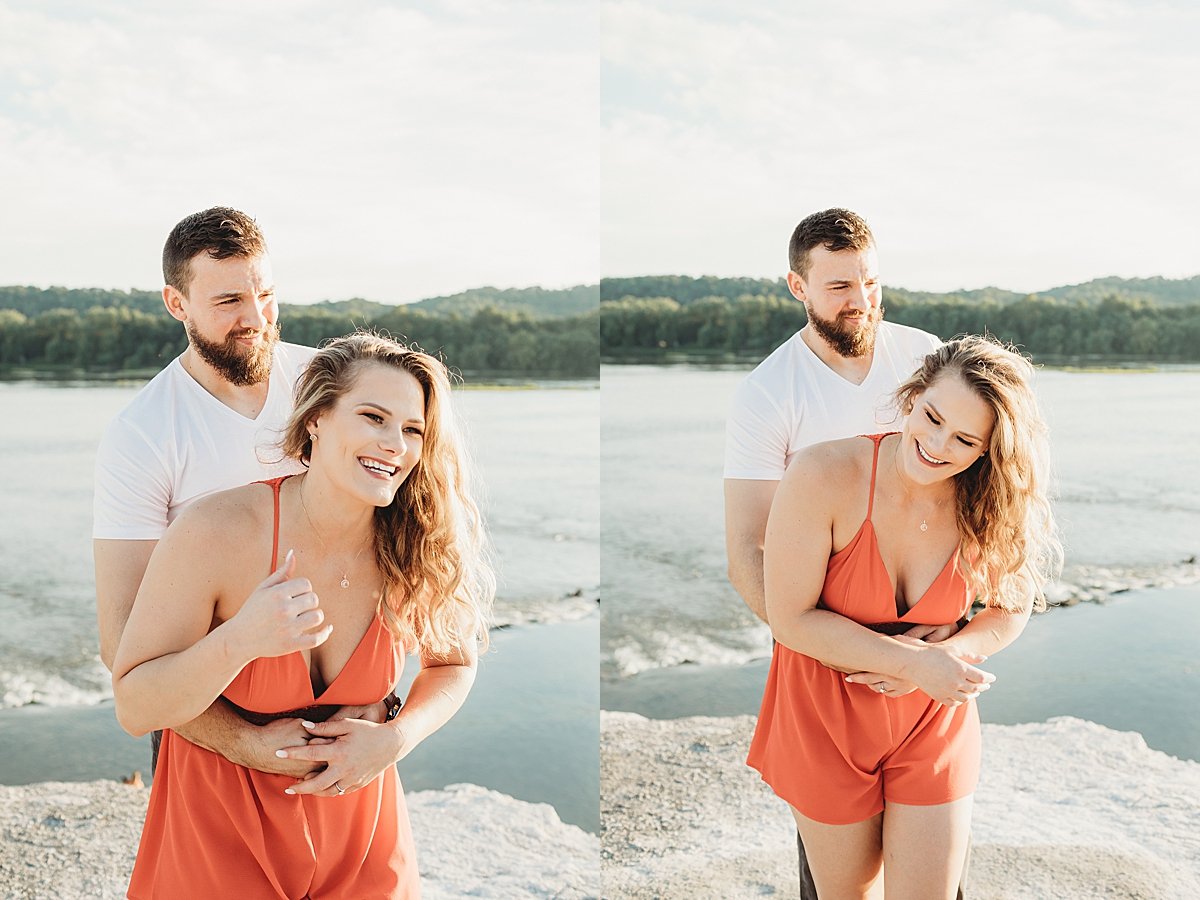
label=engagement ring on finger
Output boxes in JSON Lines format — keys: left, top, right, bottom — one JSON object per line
{"left": 876, "top": 684, "right": 887, "bottom": 693}
{"left": 335, "top": 782, "right": 345, "bottom": 795}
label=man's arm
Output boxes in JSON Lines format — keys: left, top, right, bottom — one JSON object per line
{"left": 95, "top": 539, "right": 156, "bottom": 672}
{"left": 723, "top": 478, "right": 779, "bottom": 624}
{"left": 96, "top": 538, "right": 334, "bottom": 776}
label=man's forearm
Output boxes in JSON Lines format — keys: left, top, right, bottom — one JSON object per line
{"left": 171, "top": 697, "right": 258, "bottom": 765}
{"left": 728, "top": 547, "right": 769, "bottom": 624}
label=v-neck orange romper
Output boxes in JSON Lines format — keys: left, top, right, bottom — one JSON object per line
{"left": 747, "top": 434, "right": 981, "bottom": 825}
{"left": 128, "top": 476, "right": 420, "bottom": 899}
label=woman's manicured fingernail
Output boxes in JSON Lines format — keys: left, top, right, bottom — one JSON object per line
{"left": 284, "top": 788, "right": 295, "bottom": 795}
{"left": 302, "top": 721, "right": 316, "bottom": 729}
{"left": 275, "top": 750, "right": 287, "bottom": 758}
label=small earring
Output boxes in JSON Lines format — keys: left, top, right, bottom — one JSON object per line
{"left": 309, "top": 432, "right": 317, "bottom": 441}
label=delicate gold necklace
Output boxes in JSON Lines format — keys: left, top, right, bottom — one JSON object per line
{"left": 892, "top": 437, "right": 948, "bottom": 535}
{"left": 299, "top": 483, "right": 371, "bottom": 589}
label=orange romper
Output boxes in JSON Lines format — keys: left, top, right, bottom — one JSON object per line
{"left": 747, "top": 434, "right": 981, "bottom": 825}
{"left": 128, "top": 476, "right": 421, "bottom": 899}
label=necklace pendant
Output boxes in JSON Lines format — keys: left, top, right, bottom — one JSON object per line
{"left": 339, "top": 576, "right": 350, "bottom": 589}
{"left": 920, "top": 519, "right": 929, "bottom": 532}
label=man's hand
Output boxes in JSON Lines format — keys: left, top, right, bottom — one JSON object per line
{"left": 901, "top": 622, "right": 961, "bottom": 644}
{"left": 177, "top": 697, "right": 388, "bottom": 776}
{"left": 201, "top": 717, "right": 326, "bottom": 778}
{"left": 328, "top": 701, "right": 388, "bottom": 725}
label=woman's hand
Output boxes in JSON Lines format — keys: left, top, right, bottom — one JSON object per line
{"left": 277, "top": 719, "right": 406, "bottom": 797}
{"left": 844, "top": 671, "right": 919, "bottom": 697}
{"left": 903, "top": 642, "right": 994, "bottom": 707}
{"left": 226, "top": 550, "right": 333, "bottom": 662}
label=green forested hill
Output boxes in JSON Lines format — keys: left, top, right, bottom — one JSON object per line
{"left": 409, "top": 284, "right": 598, "bottom": 317}
{"left": 0, "top": 286, "right": 163, "bottom": 317}
{"left": 0, "top": 283, "right": 600, "bottom": 320}
{"left": 0, "top": 283, "right": 600, "bottom": 377}
{"left": 599, "top": 274, "right": 1200, "bottom": 307}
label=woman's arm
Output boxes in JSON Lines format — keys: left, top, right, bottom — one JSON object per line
{"left": 111, "top": 503, "right": 331, "bottom": 737}
{"left": 389, "top": 641, "right": 478, "bottom": 753}
{"left": 765, "top": 446, "right": 991, "bottom": 706}
{"left": 938, "top": 593, "right": 1034, "bottom": 659}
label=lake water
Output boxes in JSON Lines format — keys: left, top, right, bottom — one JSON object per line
{"left": 600, "top": 364, "right": 1200, "bottom": 761}
{"left": 0, "top": 378, "right": 599, "bottom": 830}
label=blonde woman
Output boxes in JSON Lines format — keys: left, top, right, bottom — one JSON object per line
{"left": 113, "top": 333, "right": 493, "bottom": 898}
{"left": 748, "top": 335, "right": 1061, "bottom": 900}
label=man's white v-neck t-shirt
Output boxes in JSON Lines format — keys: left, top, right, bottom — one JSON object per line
{"left": 93, "top": 341, "right": 317, "bottom": 540}
{"left": 724, "top": 322, "right": 941, "bottom": 481}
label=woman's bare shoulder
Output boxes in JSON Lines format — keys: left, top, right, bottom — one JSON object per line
{"left": 785, "top": 436, "right": 874, "bottom": 487}
{"left": 161, "top": 482, "right": 276, "bottom": 554}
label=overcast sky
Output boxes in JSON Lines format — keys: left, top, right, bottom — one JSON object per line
{"left": 4, "top": 2, "right": 1197, "bottom": 303}
{"left": 602, "top": 0, "right": 1200, "bottom": 293}
{"left": 0, "top": 0, "right": 597, "bottom": 304}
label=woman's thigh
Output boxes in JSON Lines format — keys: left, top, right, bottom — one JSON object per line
{"left": 881, "top": 795, "right": 973, "bottom": 900}
{"left": 790, "top": 805, "right": 885, "bottom": 900}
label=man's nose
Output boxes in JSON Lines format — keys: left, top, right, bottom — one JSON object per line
{"left": 847, "top": 285, "right": 871, "bottom": 311}
{"left": 241, "top": 303, "right": 268, "bottom": 331}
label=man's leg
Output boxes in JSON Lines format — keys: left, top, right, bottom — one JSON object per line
{"left": 956, "top": 832, "right": 971, "bottom": 900}
{"left": 150, "top": 728, "right": 162, "bottom": 774}
{"left": 797, "top": 829, "right": 819, "bottom": 899}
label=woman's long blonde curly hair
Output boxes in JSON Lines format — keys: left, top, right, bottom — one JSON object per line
{"left": 894, "top": 335, "right": 1063, "bottom": 613}
{"left": 281, "top": 332, "right": 494, "bottom": 655}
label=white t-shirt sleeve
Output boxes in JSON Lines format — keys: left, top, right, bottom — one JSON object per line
{"left": 724, "top": 377, "right": 789, "bottom": 481}
{"left": 92, "top": 417, "right": 173, "bottom": 541}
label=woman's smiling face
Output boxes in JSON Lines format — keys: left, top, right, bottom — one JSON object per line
{"left": 309, "top": 361, "right": 427, "bottom": 506}
{"left": 899, "top": 371, "right": 995, "bottom": 485}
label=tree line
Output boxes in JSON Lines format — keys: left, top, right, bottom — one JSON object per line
{"left": 599, "top": 273, "right": 1200, "bottom": 308}
{"left": 0, "top": 303, "right": 599, "bottom": 378}
{"left": 600, "top": 293, "right": 1200, "bottom": 361}
{"left": 0, "top": 283, "right": 599, "bottom": 320}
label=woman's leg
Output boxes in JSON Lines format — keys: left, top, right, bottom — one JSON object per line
{"left": 790, "top": 805, "right": 885, "bottom": 900}
{"left": 880, "top": 796, "right": 973, "bottom": 900}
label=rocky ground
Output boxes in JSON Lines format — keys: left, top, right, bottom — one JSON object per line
{"left": 0, "top": 781, "right": 599, "bottom": 899}
{"left": 601, "top": 713, "right": 1200, "bottom": 899}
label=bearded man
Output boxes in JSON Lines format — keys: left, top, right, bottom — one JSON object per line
{"left": 94, "top": 207, "right": 384, "bottom": 776}
{"left": 724, "top": 208, "right": 970, "bottom": 898}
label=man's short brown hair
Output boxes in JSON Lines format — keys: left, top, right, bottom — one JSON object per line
{"left": 162, "top": 206, "right": 267, "bottom": 293}
{"left": 787, "top": 208, "right": 875, "bottom": 279}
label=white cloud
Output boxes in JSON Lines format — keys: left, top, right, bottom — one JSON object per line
{"left": 0, "top": 1, "right": 598, "bottom": 302}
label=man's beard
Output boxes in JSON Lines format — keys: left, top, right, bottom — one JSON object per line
{"left": 186, "top": 321, "right": 280, "bottom": 386}
{"left": 805, "top": 304, "right": 882, "bottom": 358}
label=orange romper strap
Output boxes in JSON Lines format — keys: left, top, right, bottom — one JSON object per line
{"left": 268, "top": 476, "right": 283, "bottom": 570}
{"left": 864, "top": 433, "right": 888, "bottom": 521}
